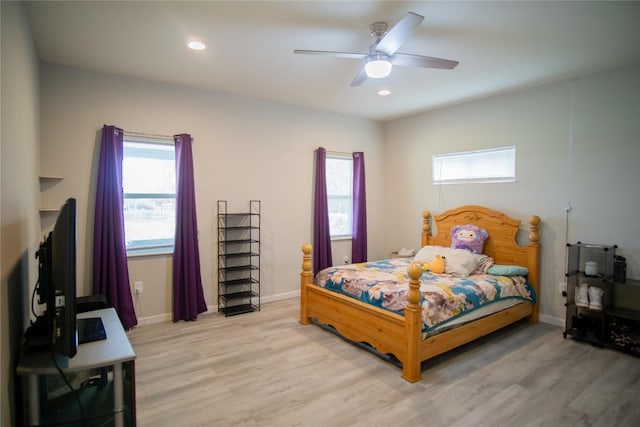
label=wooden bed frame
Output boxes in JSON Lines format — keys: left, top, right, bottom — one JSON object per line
{"left": 299, "top": 205, "right": 540, "bottom": 382}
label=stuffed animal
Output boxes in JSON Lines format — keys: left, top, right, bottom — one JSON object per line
{"left": 422, "top": 254, "right": 446, "bottom": 274}
{"left": 451, "top": 224, "right": 489, "bottom": 254}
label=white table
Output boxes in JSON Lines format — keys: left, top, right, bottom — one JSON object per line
{"left": 17, "top": 308, "right": 136, "bottom": 426}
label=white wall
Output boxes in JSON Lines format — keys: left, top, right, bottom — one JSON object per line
{"left": 39, "top": 63, "right": 385, "bottom": 321}
{"left": 38, "top": 62, "right": 640, "bottom": 327}
{"left": 1, "top": 1, "right": 41, "bottom": 424}
{"left": 384, "top": 63, "right": 640, "bottom": 325}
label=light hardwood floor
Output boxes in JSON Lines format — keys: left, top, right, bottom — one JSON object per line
{"left": 127, "top": 298, "right": 640, "bottom": 427}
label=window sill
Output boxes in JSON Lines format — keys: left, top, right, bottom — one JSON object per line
{"left": 127, "top": 248, "right": 173, "bottom": 258}
{"left": 331, "top": 236, "right": 353, "bottom": 242}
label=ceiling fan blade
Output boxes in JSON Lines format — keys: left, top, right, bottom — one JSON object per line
{"left": 350, "top": 64, "right": 368, "bottom": 87}
{"left": 391, "top": 53, "right": 459, "bottom": 70}
{"left": 293, "top": 49, "right": 367, "bottom": 60}
{"left": 375, "top": 12, "right": 424, "bottom": 56}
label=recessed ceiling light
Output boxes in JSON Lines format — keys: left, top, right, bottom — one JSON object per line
{"left": 188, "top": 40, "right": 206, "bottom": 50}
{"left": 378, "top": 89, "right": 391, "bottom": 96}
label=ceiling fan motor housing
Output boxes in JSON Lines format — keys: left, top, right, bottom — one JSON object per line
{"left": 370, "top": 22, "right": 389, "bottom": 39}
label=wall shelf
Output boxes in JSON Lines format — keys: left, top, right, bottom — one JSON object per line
{"left": 38, "top": 176, "right": 64, "bottom": 224}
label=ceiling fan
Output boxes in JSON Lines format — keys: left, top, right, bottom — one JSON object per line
{"left": 293, "top": 12, "right": 459, "bottom": 87}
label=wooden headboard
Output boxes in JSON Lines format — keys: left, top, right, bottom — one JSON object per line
{"left": 422, "top": 205, "right": 541, "bottom": 297}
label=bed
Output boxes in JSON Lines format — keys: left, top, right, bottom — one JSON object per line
{"left": 299, "top": 205, "right": 540, "bottom": 382}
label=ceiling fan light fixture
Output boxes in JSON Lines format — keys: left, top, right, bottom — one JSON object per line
{"left": 365, "top": 54, "right": 392, "bottom": 79}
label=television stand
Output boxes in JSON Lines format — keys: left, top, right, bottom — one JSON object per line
{"left": 23, "top": 316, "right": 52, "bottom": 354}
{"left": 17, "top": 308, "right": 136, "bottom": 426}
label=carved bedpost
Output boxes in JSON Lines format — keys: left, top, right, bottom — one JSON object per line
{"left": 528, "top": 215, "right": 540, "bottom": 244}
{"left": 422, "top": 210, "right": 431, "bottom": 247}
{"left": 402, "top": 262, "right": 423, "bottom": 383}
{"left": 527, "top": 215, "right": 541, "bottom": 323}
{"left": 300, "top": 243, "right": 313, "bottom": 325}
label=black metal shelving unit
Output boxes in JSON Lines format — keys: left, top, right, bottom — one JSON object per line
{"left": 217, "top": 200, "right": 261, "bottom": 316}
{"left": 564, "top": 242, "right": 640, "bottom": 356}
{"left": 607, "top": 280, "right": 640, "bottom": 356}
{"left": 564, "top": 242, "right": 616, "bottom": 346}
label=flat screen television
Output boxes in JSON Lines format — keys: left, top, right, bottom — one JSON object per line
{"left": 29, "top": 198, "right": 78, "bottom": 358}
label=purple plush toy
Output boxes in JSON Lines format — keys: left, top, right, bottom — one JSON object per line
{"left": 450, "top": 224, "right": 489, "bottom": 254}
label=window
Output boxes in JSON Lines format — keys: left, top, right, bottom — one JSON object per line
{"left": 432, "top": 146, "right": 516, "bottom": 184}
{"left": 122, "top": 138, "right": 176, "bottom": 255}
{"left": 326, "top": 155, "right": 353, "bottom": 239}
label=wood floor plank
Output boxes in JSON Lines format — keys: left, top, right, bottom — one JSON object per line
{"left": 126, "top": 298, "right": 640, "bottom": 426}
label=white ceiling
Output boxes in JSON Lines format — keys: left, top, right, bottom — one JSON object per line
{"left": 25, "top": 1, "right": 640, "bottom": 122}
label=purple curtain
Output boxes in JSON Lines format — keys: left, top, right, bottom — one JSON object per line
{"left": 313, "top": 147, "right": 333, "bottom": 275}
{"left": 352, "top": 152, "right": 367, "bottom": 263}
{"left": 172, "top": 133, "right": 207, "bottom": 321}
{"left": 92, "top": 125, "right": 137, "bottom": 329}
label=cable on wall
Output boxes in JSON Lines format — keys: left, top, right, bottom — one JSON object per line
{"left": 134, "top": 292, "right": 145, "bottom": 326}
{"left": 562, "top": 78, "right": 577, "bottom": 285}
{"left": 564, "top": 79, "right": 577, "bottom": 246}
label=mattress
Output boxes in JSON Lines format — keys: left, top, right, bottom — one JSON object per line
{"left": 314, "top": 257, "right": 536, "bottom": 334}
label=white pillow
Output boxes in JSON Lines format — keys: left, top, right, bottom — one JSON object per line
{"left": 413, "top": 245, "right": 447, "bottom": 263}
{"left": 413, "top": 245, "right": 486, "bottom": 276}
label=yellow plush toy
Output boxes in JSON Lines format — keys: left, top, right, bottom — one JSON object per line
{"left": 422, "top": 255, "right": 446, "bottom": 274}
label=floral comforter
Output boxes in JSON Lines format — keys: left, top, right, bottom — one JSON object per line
{"left": 314, "top": 258, "right": 536, "bottom": 333}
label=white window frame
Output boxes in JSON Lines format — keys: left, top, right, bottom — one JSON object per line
{"left": 325, "top": 154, "right": 353, "bottom": 240}
{"left": 122, "top": 136, "right": 176, "bottom": 256}
{"left": 432, "top": 146, "right": 516, "bottom": 184}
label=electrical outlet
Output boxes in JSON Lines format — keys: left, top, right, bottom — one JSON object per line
{"left": 559, "top": 281, "right": 567, "bottom": 296}
{"left": 134, "top": 281, "right": 143, "bottom": 294}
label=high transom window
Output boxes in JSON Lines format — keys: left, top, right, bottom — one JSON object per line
{"left": 432, "top": 146, "right": 516, "bottom": 184}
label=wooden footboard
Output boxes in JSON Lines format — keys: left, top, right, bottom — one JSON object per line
{"left": 300, "top": 244, "right": 423, "bottom": 382}
{"left": 300, "top": 205, "right": 540, "bottom": 383}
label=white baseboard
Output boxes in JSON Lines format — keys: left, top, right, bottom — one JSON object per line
{"left": 135, "top": 290, "right": 565, "bottom": 331}
{"left": 136, "top": 312, "right": 172, "bottom": 325}
{"left": 539, "top": 314, "right": 564, "bottom": 328}
{"left": 134, "top": 290, "right": 301, "bottom": 327}
{"left": 261, "top": 290, "right": 300, "bottom": 303}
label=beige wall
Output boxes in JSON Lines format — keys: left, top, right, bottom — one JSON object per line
{"left": 1, "top": 1, "right": 41, "bottom": 425}
{"left": 28, "top": 60, "right": 640, "bottom": 329}
{"left": 39, "top": 63, "right": 386, "bottom": 321}
{"left": 384, "top": 63, "right": 640, "bottom": 325}
{"left": 3, "top": 5, "right": 639, "bottom": 421}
